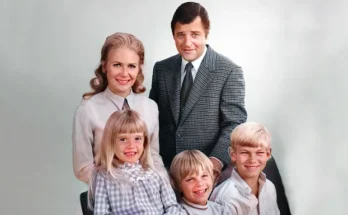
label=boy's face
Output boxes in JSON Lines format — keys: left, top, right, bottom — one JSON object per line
{"left": 180, "top": 168, "right": 213, "bottom": 206}
{"left": 230, "top": 146, "right": 271, "bottom": 180}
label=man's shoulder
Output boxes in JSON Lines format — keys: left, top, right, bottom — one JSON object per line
{"left": 214, "top": 51, "right": 241, "bottom": 70}
{"left": 155, "top": 54, "right": 181, "bottom": 68}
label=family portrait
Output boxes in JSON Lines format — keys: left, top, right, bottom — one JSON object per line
{"left": 2, "top": 0, "right": 347, "bottom": 215}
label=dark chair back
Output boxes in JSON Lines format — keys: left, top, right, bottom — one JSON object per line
{"left": 80, "top": 191, "right": 93, "bottom": 215}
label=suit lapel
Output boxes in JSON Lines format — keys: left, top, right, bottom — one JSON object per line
{"left": 179, "top": 46, "right": 216, "bottom": 125}
{"left": 164, "top": 55, "right": 182, "bottom": 126}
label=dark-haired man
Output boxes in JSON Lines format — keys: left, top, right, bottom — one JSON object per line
{"left": 150, "top": 1, "right": 245, "bottom": 176}
{"left": 150, "top": 2, "right": 291, "bottom": 214}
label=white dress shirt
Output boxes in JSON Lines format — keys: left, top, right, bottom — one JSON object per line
{"left": 210, "top": 168, "right": 280, "bottom": 215}
{"left": 72, "top": 87, "right": 165, "bottom": 183}
{"left": 180, "top": 46, "right": 207, "bottom": 85}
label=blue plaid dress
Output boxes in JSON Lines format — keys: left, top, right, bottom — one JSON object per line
{"left": 93, "top": 162, "right": 182, "bottom": 215}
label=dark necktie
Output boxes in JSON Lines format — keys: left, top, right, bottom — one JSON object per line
{"left": 122, "top": 98, "right": 130, "bottom": 110}
{"left": 180, "top": 62, "right": 193, "bottom": 112}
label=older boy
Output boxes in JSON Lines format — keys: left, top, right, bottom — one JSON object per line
{"left": 210, "top": 122, "right": 280, "bottom": 215}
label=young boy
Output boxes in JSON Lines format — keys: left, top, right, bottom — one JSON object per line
{"left": 210, "top": 122, "right": 280, "bottom": 215}
{"left": 170, "top": 150, "right": 229, "bottom": 215}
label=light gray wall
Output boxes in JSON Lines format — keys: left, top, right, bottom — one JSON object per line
{"left": 1, "top": 0, "right": 347, "bottom": 214}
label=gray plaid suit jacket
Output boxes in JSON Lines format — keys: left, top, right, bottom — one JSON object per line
{"left": 150, "top": 45, "right": 247, "bottom": 167}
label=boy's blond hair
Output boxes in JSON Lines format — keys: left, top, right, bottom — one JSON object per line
{"left": 230, "top": 122, "right": 272, "bottom": 151}
{"left": 170, "top": 150, "right": 214, "bottom": 192}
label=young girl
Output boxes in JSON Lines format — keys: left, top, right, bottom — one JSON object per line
{"left": 89, "top": 110, "right": 182, "bottom": 214}
{"left": 169, "top": 150, "right": 229, "bottom": 215}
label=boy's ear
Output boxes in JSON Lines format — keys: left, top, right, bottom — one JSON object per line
{"left": 169, "top": 173, "right": 181, "bottom": 192}
{"left": 176, "top": 181, "right": 182, "bottom": 194}
{"left": 231, "top": 153, "right": 237, "bottom": 162}
{"left": 229, "top": 147, "right": 237, "bottom": 162}
{"left": 267, "top": 148, "right": 272, "bottom": 159}
{"left": 228, "top": 146, "right": 232, "bottom": 156}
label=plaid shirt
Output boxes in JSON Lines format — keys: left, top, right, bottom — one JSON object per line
{"left": 93, "top": 162, "right": 182, "bottom": 215}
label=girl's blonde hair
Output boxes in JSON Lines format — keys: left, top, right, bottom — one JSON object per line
{"left": 83, "top": 32, "right": 146, "bottom": 99}
{"left": 169, "top": 150, "right": 214, "bottom": 192}
{"left": 88, "top": 110, "right": 152, "bottom": 209}
{"left": 230, "top": 122, "right": 272, "bottom": 151}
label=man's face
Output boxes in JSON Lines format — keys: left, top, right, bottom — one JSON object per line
{"left": 173, "top": 16, "right": 207, "bottom": 62}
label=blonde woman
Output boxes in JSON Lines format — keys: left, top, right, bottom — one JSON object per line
{"left": 72, "top": 32, "right": 166, "bottom": 214}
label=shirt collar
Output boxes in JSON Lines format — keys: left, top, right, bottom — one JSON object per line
{"left": 182, "top": 198, "right": 208, "bottom": 210}
{"left": 231, "top": 168, "right": 267, "bottom": 196}
{"left": 104, "top": 87, "right": 134, "bottom": 110}
{"left": 181, "top": 45, "right": 207, "bottom": 72}
{"left": 119, "top": 160, "right": 141, "bottom": 169}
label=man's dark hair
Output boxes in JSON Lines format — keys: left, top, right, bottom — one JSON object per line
{"left": 171, "top": 2, "right": 210, "bottom": 37}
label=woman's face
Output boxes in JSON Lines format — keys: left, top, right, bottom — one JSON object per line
{"left": 103, "top": 47, "right": 141, "bottom": 98}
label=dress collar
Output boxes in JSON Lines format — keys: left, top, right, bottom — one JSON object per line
{"left": 119, "top": 160, "right": 141, "bottom": 169}
{"left": 104, "top": 87, "right": 135, "bottom": 110}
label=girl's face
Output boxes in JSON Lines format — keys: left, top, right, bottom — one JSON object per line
{"left": 180, "top": 167, "right": 213, "bottom": 206}
{"left": 103, "top": 47, "right": 141, "bottom": 98}
{"left": 114, "top": 132, "right": 144, "bottom": 164}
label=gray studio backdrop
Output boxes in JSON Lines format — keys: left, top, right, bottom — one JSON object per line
{"left": 1, "top": 0, "right": 347, "bottom": 214}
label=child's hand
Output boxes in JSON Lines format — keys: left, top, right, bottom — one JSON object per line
{"left": 209, "top": 157, "right": 222, "bottom": 184}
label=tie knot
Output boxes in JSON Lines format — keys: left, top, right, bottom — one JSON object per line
{"left": 185, "top": 62, "right": 193, "bottom": 71}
